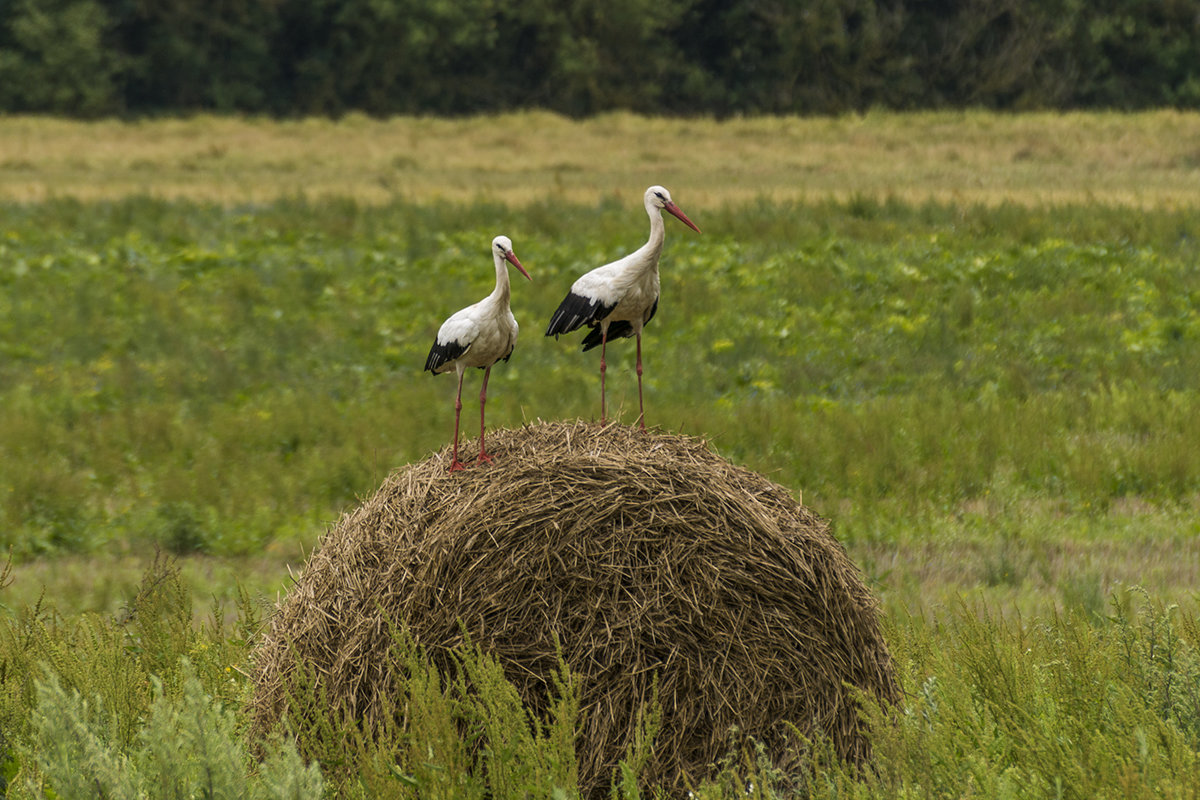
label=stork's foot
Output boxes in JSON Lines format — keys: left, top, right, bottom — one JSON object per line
{"left": 476, "top": 451, "right": 495, "bottom": 466}
{"left": 448, "top": 459, "right": 466, "bottom": 473}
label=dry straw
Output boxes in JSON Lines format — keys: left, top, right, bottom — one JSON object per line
{"left": 249, "top": 420, "right": 898, "bottom": 794}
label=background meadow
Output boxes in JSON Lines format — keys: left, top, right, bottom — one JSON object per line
{"left": 1, "top": 112, "right": 1199, "bottom": 797}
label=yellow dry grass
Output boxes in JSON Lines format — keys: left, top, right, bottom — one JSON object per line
{"left": 2, "top": 110, "right": 1199, "bottom": 208}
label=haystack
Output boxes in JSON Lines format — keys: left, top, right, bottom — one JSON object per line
{"left": 250, "top": 421, "right": 897, "bottom": 795}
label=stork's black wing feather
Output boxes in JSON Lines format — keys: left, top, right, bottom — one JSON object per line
{"left": 580, "top": 321, "right": 631, "bottom": 351}
{"left": 645, "top": 297, "right": 658, "bottom": 326}
{"left": 545, "top": 291, "right": 616, "bottom": 337}
{"left": 578, "top": 297, "right": 660, "bottom": 351}
{"left": 424, "top": 339, "right": 470, "bottom": 373}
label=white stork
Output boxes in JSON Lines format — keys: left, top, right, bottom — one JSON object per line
{"left": 545, "top": 185, "right": 700, "bottom": 429}
{"left": 425, "top": 235, "right": 531, "bottom": 472}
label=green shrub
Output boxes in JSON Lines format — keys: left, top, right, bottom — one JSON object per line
{"left": 28, "top": 662, "right": 323, "bottom": 800}
{"left": 808, "top": 591, "right": 1200, "bottom": 799}
{"left": 153, "top": 501, "right": 211, "bottom": 555}
{"left": 276, "top": 629, "right": 585, "bottom": 799}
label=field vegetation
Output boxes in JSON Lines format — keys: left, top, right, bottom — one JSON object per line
{"left": 3, "top": 111, "right": 1200, "bottom": 207}
{"left": 1, "top": 112, "right": 1199, "bottom": 796}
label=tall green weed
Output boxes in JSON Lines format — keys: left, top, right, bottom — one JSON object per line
{"left": 0, "top": 556, "right": 257, "bottom": 793}
{"left": 4, "top": 551, "right": 1200, "bottom": 798}
{"left": 26, "top": 662, "right": 322, "bottom": 800}
{"left": 804, "top": 590, "right": 1200, "bottom": 799}
{"left": 275, "top": 629, "right": 583, "bottom": 799}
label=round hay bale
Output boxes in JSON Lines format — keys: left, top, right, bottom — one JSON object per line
{"left": 250, "top": 420, "right": 897, "bottom": 795}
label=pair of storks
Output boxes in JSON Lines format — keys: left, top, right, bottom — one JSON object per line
{"left": 423, "top": 185, "right": 701, "bottom": 472}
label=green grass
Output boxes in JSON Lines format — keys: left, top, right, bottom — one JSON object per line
{"left": 812, "top": 589, "right": 1200, "bottom": 800}
{"left": 1, "top": 197, "right": 1197, "bottom": 561}
{"left": 2, "top": 559, "right": 1198, "bottom": 798}
{"left": 2, "top": 184, "right": 1200, "bottom": 795}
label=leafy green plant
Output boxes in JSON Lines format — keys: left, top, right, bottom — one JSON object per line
{"left": 276, "top": 628, "right": 583, "bottom": 799}
{"left": 0, "top": 555, "right": 255, "bottom": 790}
{"left": 458, "top": 639, "right": 581, "bottom": 799}
{"left": 5, "top": 544, "right": 1200, "bottom": 798}
{"left": 28, "top": 673, "right": 139, "bottom": 799}
{"left": 27, "top": 662, "right": 323, "bottom": 800}
{"left": 610, "top": 679, "right": 661, "bottom": 800}
{"left": 806, "top": 591, "right": 1200, "bottom": 799}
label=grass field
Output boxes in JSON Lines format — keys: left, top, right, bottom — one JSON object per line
{"left": 2, "top": 112, "right": 1200, "bottom": 797}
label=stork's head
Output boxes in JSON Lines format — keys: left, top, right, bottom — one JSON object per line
{"left": 492, "top": 235, "right": 531, "bottom": 281}
{"left": 645, "top": 185, "right": 701, "bottom": 234}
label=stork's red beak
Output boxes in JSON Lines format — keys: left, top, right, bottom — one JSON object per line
{"left": 664, "top": 201, "right": 702, "bottom": 234}
{"left": 506, "top": 250, "right": 532, "bottom": 281}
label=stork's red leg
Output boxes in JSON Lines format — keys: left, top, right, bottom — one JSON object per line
{"left": 477, "top": 366, "right": 494, "bottom": 465}
{"left": 599, "top": 327, "right": 609, "bottom": 425}
{"left": 635, "top": 333, "right": 646, "bottom": 431}
{"left": 449, "top": 370, "right": 466, "bottom": 472}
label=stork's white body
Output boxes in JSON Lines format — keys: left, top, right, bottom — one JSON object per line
{"left": 425, "top": 235, "right": 530, "bottom": 471}
{"left": 428, "top": 285, "right": 520, "bottom": 375}
{"left": 566, "top": 242, "right": 662, "bottom": 333}
{"left": 546, "top": 186, "right": 701, "bottom": 428}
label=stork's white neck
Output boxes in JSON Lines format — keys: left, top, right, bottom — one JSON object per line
{"left": 639, "top": 201, "right": 666, "bottom": 269}
{"left": 490, "top": 251, "right": 511, "bottom": 305}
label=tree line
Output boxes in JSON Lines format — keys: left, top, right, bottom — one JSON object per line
{"left": 0, "top": 0, "right": 1197, "bottom": 118}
